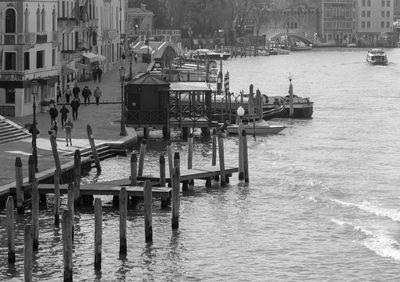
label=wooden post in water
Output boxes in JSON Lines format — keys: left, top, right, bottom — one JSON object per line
{"left": 160, "top": 155, "right": 166, "bottom": 187}
{"left": 238, "top": 123, "right": 244, "bottom": 180}
{"left": 242, "top": 130, "right": 249, "bottom": 183}
{"left": 54, "top": 172, "right": 60, "bottom": 226}
{"left": 119, "top": 187, "right": 127, "bottom": 255}
{"left": 49, "top": 134, "right": 62, "bottom": 176}
{"left": 188, "top": 133, "right": 193, "bottom": 170}
{"left": 62, "top": 210, "right": 73, "bottom": 282}
{"left": 6, "top": 196, "right": 15, "bottom": 264}
{"left": 138, "top": 139, "right": 147, "bottom": 176}
{"left": 87, "top": 125, "right": 101, "bottom": 172}
{"left": 24, "top": 224, "right": 32, "bottom": 282}
{"left": 31, "top": 179, "right": 39, "bottom": 251}
{"left": 94, "top": 198, "right": 102, "bottom": 270}
{"left": 167, "top": 141, "right": 174, "bottom": 182}
{"left": 143, "top": 180, "right": 153, "bottom": 243}
{"left": 218, "top": 133, "right": 226, "bottom": 187}
{"left": 130, "top": 153, "right": 137, "bottom": 185}
{"left": 74, "top": 149, "right": 81, "bottom": 205}
{"left": 67, "top": 184, "right": 74, "bottom": 239}
{"left": 15, "top": 157, "right": 24, "bottom": 214}
{"left": 28, "top": 155, "right": 35, "bottom": 183}
{"left": 212, "top": 129, "right": 217, "bottom": 166}
{"left": 172, "top": 152, "right": 180, "bottom": 229}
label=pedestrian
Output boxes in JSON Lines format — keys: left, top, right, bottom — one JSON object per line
{"left": 72, "top": 83, "right": 81, "bottom": 99}
{"left": 134, "top": 53, "right": 138, "bottom": 64}
{"left": 64, "top": 117, "right": 73, "bottom": 146}
{"left": 49, "top": 104, "right": 58, "bottom": 122}
{"left": 64, "top": 85, "right": 72, "bottom": 104}
{"left": 92, "top": 66, "right": 98, "bottom": 82}
{"left": 70, "top": 97, "right": 80, "bottom": 120}
{"left": 97, "top": 67, "right": 103, "bottom": 82}
{"left": 49, "top": 120, "right": 58, "bottom": 138}
{"left": 93, "top": 86, "right": 102, "bottom": 105}
{"left": 56, "top": 86, "right": 62, "bottom": 104}
{"left": 82, "top": 86, "right": 92, "bottom": 104}
{"left": 60, "top": 105, "right": 69, "bottom": 127}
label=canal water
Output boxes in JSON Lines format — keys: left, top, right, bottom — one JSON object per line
{"left": 2, "top": 48, "right": 400, "bottom": 281}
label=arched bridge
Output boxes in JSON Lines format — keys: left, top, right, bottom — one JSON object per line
{"left": 131, "top": 41, "right": 183, "bottom": 66}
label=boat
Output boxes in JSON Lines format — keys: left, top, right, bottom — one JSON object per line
{"left": 290, "top": 42, "right": 312, "bottom": 51}
{"left": 226, "top": 119, "right": 286, "bottom": 135}
{"left": 366, "top": 48, "right": 388, "bottom": 65}
{"left": 191, "top": 49, "right": 231, "bottom": 60}
{"left": 263, "top": 95, "right": 313, "bottom": 119}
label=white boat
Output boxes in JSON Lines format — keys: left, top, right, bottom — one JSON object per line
{"left": 366, "top": 49, "right": 388, "bottom": 65}
{"left": 226, "top": 120, "right": 286, "bottom": 135}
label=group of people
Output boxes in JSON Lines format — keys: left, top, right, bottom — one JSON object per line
{"left": 48, "top": 104, "right": 74, "bottom": 146}
{"left": 61, "top": 83, "right": 102, "bottom": 105}
{"left": 92, "top": 65, "right": 103, "bottom": 82}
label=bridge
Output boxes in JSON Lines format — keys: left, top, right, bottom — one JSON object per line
{"left": 131, "top": 41, "right": 183, "bottom": 67}
{"left": 270, "top": 31, "right": 313, "bottom": 45}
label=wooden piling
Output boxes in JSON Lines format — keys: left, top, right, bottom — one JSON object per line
{"left": 212, "top": 129, "right": 217, "bottom": 166}
{"left": 54, "top": 172, "right": 60, "bottom": 226}
{"left": 143, "top": 180, "right": 153, "bottom": 243}
{"left": 15, "top": 157, "right": 24, "bottom": 214}
{"left": 32, "top": 179, "right": 39, "bottom": 251}
{"left": 130, "top": 153, "right": 137, "bottom": 185}
{"left": 238, "top": 123, "right": 244, "bottom": 180}
{"left": 188, "top": 133, "right": 193, "bottom": 169}
{"left": 138, "top": 139, "right": 147, "bottom": 176}
{"left": 172, "top": 152, "right": 181, "bottom": 229}
{"left": 94, "top": 198, "right": 102, "bottom": 270}
{"left": 74, "top": 149, "right": 81, "bottom": 204}
{"left": 242, "top": 130, "right": 249, "bottom": 183}
{"left": 160, "top": 155, "right": 166, "bottom": 187}
{"left": 67, "top": 183, "right": 74, "bottom": 239}
{"left": 6, "top": 196, "right": 15, "bottom": 264}
{"left": 49, "top": 134, "right": 62, "bottom": 175}
{"left": 62, "top": 210, "right": 73, "bottom": 282}
{"left": 28, "top": 155, "right": 35, "bottom": 183}
{"left": 119, "top": 187, "right": 127, "bottom": 255}
{"left": 87, "top": 124, "right": 101, "bottom": 172}
{"left": 218, "top": 133, "right": 226, "bottom": 186}
{"left": 167, "top": 141, "right": 174, "bottom": 180}
{"left": 24, "top": 224, "right": 32, "bottom": 282}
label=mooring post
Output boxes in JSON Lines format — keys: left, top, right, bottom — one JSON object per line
{"left": 242, "top": 130, "right": 249, "bottom": 183}
{"left": 138, "top": 139, "right": 147, "bottom": 176}
{"left": 28, "top": 155, "right": 35, "bottom": 183}
{"left": 167, "top": 141, "right": 174, "bottom": 184}
{"left": 160, "top": 155, "right": 166, "bottom": 187}
{"left": 212, "top": 129, "right": 217, "bottom": 166}
{"left": 218, "top": 133, "right": 226, "bottom": 187}
{"left": 62, "top": 210, "right": 73, "bottom": 282}
{"left": 49, "top": 134, "right": 62, "bottom": 177}
{"left": 15, "top": 157, "right": 24, "bottom": 214}
{"left": 24, "top": 224, "right": 32, "bottom": 282}
{"left": 31, "top": 179, "right": 39, "bottom": 251}
{"left": 67, "top": 184, "right": 74, "bottom": 240}
{"left": 87, "top": 124, "right": 101, "bottom": 172}
{"left": 130, "top": 153, "right": 137, "bottom": 186}
{"left": 172, "top": 152, "right": 181, "bottom": 229}
{"left": 94, "top": 198, "right": 102, "bottom": 270}
{"left": 119, "top": 187, "right": 127, "bottom": 255}
{"left": 143, "top": 180, "right": 153, "bottom": 243}
{"left": 54, "top": 172, "right": 60, "bottom": 226}
{"left": 6, "top": 196, "right": 15, "bottom": 264}
{"left": 188, "top": 133, "right": 193, "bottom": 170}
{"left": 74, "top": 149, "right": 81, "bottom": 205}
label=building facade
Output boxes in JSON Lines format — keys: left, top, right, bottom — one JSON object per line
{"left": 0, "top": 0, "right": 59, "bottom": 117}
{"left": 126, "top": 3, "right": 154, "bottom": 40}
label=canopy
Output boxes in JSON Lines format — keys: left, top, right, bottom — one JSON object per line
{"left": 61, "top": 66, "right": 76, "bottom": 76}
{"left": 81, "top": 52, "right": 106, "bottom": 63}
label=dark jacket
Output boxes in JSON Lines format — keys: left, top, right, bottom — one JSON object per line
{"left": 72, "top": 85, "right": 80, "bottom": 96}
{"left": 60, "top": 106, "right": 69, "bottom": 118}
{"left": 49, "top": 107, "right": 58, "bottom": 118}
{"left": 70, "top": 99, "right": 80, "bottom": 110}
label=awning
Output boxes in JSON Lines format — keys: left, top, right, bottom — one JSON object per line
{"left": 61, "top": 66, "right": 76, "bottom": 76}
{"left": 81, "top": 52, "right": 106, "bottom": 63}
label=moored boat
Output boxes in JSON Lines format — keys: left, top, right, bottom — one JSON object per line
{"left": 226, "top": 119, "right": 286, "bottom": 135}
{"left": 366, "top": 48, "right": 388, "bottom": 65}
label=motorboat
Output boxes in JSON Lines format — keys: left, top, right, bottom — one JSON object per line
{"left": 366, "top": 49, "right": 388, "bottom": 65}
{"left": 290, "top": 42, "right": 312, "bottom": 51}
{"left": 193, "top": 49, "right": 231, "bottom": 60}
{"left": 226, "top": 119, "right": 286, "bottom": 136}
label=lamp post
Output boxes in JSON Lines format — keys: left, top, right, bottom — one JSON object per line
{"left": 31, "top": 79, "right": 39, "bottom": 172}
{"left": 236, "top": 105, "right": 245, "bottom": 125}
{"left": 119, "top": 66, "right": 127, "bottom": 136}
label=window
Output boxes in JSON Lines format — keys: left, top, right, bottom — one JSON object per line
{"left": 362, "top": 11, "right": 366, "bottom": 17}
{"left": 362, "top": 21, "right": 365, "bottom": 28}
{"left": 52, "top": 49, "right": 55, "bottom": 66}
{"left": 36, "top": 8, "right": 40, "bottom": 32}
{"left": 387, "top": 21, "right": 390, "bottom": 28}
{"left": 367, "top": 0, "right": 371, "bottom": 7}
{"left": 367, "top": 11, "right": 371, "bottom": 17}
{"left": 24, "top": 88, "right": 32, "bottom": 104}
{"left": 52, "top": 9, "right": 56, "bottom": 32}
{"left": 387, "top": 11, "right": 390, "bottom": 17}
{"left": 382, "top": 11, "right": 385, "bottom": 17}
{"left": 24, "top": 52, "right": 30, "bottom": 70}
{"left": 382, "top": 0, "right": 385, "bottom": 7}
{"left": 41, "top": 9, "right": 46, "bottom": 32}
{"left": 6, "top": 89, "right": 15, "bottom": 104}
{"left": 387, "top": 0, "right": 390, "bottom": 7}
{"left": 24, "top": 8, "right": 29, "bottom": 32}
{"left": 62, "top": 1, "right": 65, "bottom": 17}
{"left": 36, "top": 50, "right": 44, "bottom": 68}
{"left": 367, "top": 21, "right": 371, "bottom": 28}
{"left": 382, "top": 21, "right": 385, "bottom": 28}
{"left": 362, "top": 0, "right": 365, "bottom": 7}
{"left": 4, "top": 52, "right": 16, "bottom": 70}
{"left": 5, "top": 9, "right": 16, "bottom": 33}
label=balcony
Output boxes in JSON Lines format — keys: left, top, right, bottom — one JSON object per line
{"left": 4, "top": 34, "right": 15, "bottom": 45}
{"left": 36, "top": 33, "right": 48, "bottom": 44}
{"left": 0, "top": 71, "right": 25, "bottom": 81}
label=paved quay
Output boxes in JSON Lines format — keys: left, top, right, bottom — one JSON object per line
{"left": 0, "top": 61, "right": 148, "bottom": 188}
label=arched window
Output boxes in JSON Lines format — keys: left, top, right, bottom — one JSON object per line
{"left": 5, "top": 8, "right": 16, "bottom": 33}
{"left": 36, "top": 8, "right": 40, "bottom": 32}
{"left": 41, "top": 8, "right": 46, "bottom": 32}
{"left": 52, "top": 9, "right": 56, "bottom": 32}
{"left": 24, "top": 8, "right": 29, "bottom": 32}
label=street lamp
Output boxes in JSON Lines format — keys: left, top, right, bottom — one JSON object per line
{"left": 119, "top": 66, "right": 127, "bottom": 136}
{"left": 31, "top": 79, "right": 39, "bottom": 172}
{"left": 236, "top": 105, "right": 245, "bottom": 124}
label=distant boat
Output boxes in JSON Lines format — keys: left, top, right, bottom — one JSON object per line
{"left": 366, "top": 48, "right": 388, "bottom": 65}
{"left": 226, "top": 120, "right": 286, "bottom": 136}
{"left": 291, "top": 42, "right": 312, "bottom": 51}
{"left": 193, "top": 49, "right": 231, "bottom": 60}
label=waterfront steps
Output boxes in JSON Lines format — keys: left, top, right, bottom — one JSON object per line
{"left": 0, "top": 116, "right": 31, "bottom": 144}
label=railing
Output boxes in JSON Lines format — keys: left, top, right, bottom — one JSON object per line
{"left": 36, "top": 33, "right": 47, "bottom": 44}
{"left": 0, "top": 71, "right": 25, "bottom": 81}
{"left": 126, "top": 110, "right": 167, "bottom": 125}
{"left": 0, "top": 105, "right": 15, "bottom": 117}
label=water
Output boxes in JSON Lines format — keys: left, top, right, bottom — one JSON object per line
{"left": 2, "top": 48, "right": 400, "bottom": 281}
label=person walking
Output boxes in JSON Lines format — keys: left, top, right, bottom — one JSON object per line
{"left": 92, "top": 66, "right": 98, "bottom": 82}
{"left": 56, "top": 86, "right": 62, "bottom": 104}
{"left": 82, "top": 86, "right": 91, "bottom": 104}
{"left": 70, "top": 97, "right": 80, "bottom": 120}
{"left": 97, "top": 67, "right": 103, "bottom": 82}
{"left": 49, "top": 104, "right": 58, "bottom": 123}
{"left": 60, "top": 105, "right": 69, "bottom": 127}
{"left": 64, "top": 85, "right": 72, "bottom": 104}
{"left": 64, "top": 117, "right": 73, "bottom": 146}
{"left": 134, "top": 53, "right": 138, "bottom": 64}
{"left": 72, "top": 83, "right": 81, "bottom": 99}
{"left": 93, "top": 86, "right": 102, "bottom": 105}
